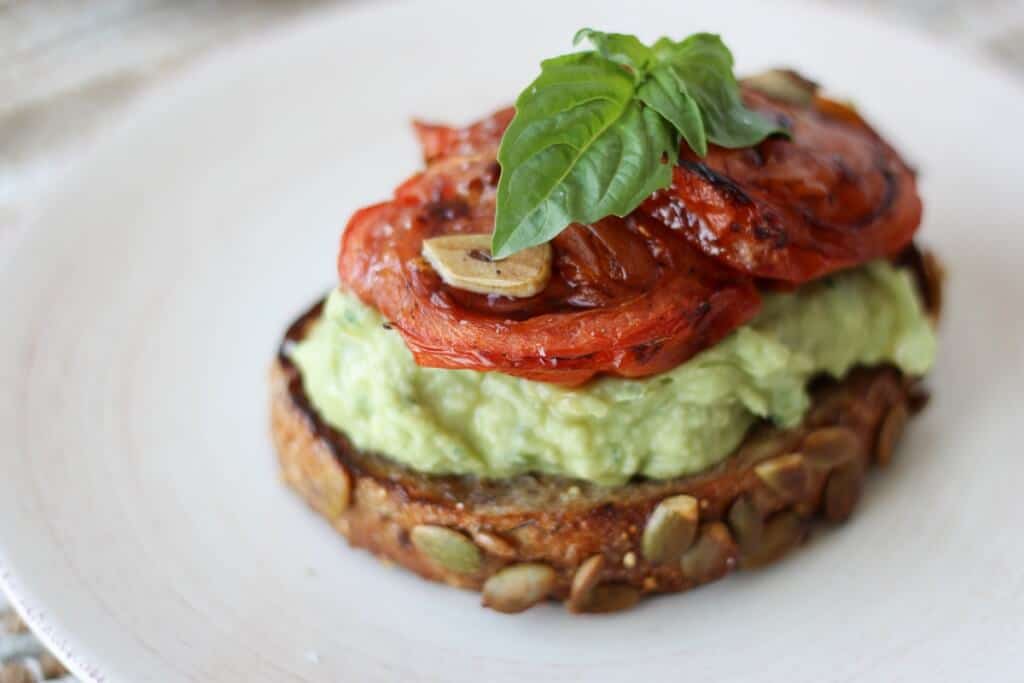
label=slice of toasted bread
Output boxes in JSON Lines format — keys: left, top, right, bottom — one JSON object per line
{"left": 270, "top": 293, "right": 932, "bottom": 614}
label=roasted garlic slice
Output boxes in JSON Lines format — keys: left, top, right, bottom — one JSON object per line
{"left": 743, "top": 69, "right": 818, "bottom": 107}
{"left": 421, "top": 233, "right": 551, "bottom": 298}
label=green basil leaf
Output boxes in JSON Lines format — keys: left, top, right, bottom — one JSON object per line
{"left": 636, "top": 66, "right": 707, "bottom": 156}
{"left": 492, "top": 29, "right": 788, "bottom": 258}
{"left": 650, "top": 37, "right": 676, "bottom": 58}
{"left": 573, "top": 28, "right": 651, "bottom": 74}
{"left": 651, "top": 33, "right": 788, "bottom": 148}
{"left": 492, "top": 52, "right": 674, "bottom": 259}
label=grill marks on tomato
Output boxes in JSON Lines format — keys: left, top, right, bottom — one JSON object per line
{"left": 678, "top": 161, "right": 755, "bottom": 207}
{"left": 338, "top": 134, "right": 759, "bottom": 384}
{"left": 640, "top": 90, "right": 921, "bottom": 282}
{"left": 337, "top": 90, "right": 921, "bottom": 384}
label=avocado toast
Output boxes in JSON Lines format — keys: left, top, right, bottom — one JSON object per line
{"left": 270, "top": 30, "right": 941, "bottom": 613}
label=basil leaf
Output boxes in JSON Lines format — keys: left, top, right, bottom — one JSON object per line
{"left": 651, "top": 33, "right": 788, "bottom": 148}
{"left": 636, "top": 66, "right": 707, "bottom": 156}
{"left": 573, "top": 28, "right": 651, "bottom": 74}
{"left": 492, "top": 30, "right": 788, "bottom": 258}
{"left": 492, "top": 53, "right": 674, "bottom": 259}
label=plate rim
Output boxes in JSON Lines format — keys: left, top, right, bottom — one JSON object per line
{"left": 2, "top": 1, "right": 1023, "bottom": 680}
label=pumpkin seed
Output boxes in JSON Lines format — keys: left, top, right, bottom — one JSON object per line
{"left": 727, "top": 495, "right": 764, "bottom": 554}
{"left": 323, "top": 463, "right": 352, "bottom": 519}
{"left": 743, "top": 69, "right": 818, "bottom": 106}
{"left": 793, "top": 501, "right": 816, "bottom": 518}
{"left": 681, "top": 522, "right": 736, "bottom": 583}
{"left": 866, "top": 377, "right": 901, "bottom": 411}
{"left": 823, "top": 461, "right": 864, "bottom": 523}
{"left": 410, "top": 525, "right": 482, "bottom": 575}
{"left": 740, "top": 511, "right": 807, "bottom": 568}
{"left": 567, "top": 555, "right": 605, "bottom": 613}
{"left": 579, "top": 583, "right": 641, "bottom": 614}
{"left": 641, "top": 494, "right": 699, "bottom": 564}
{"left": 740, "top": 429, "right": 795, "bottom": 462}
{"left": 802, "top": 427, "right": 860, "bottom": 470}
{"left": 421, "top": 233, "right": 552, "bottom": 298}
{"left": 290, "top": 450, "right": 351, "bottom": 520}
{"left": 472, "top": 531, "right": 517, "bottom": 559}
{"left": 482, "top": 563, "right": 556, "bottom": 614}
{"left": 876, "top": 402, "right": 909, "bottom": 467}
{"left": 754, "top": 453, "right": 809, "bottom": 500}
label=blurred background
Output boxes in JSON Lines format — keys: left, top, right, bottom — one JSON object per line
{"left": 3, "top": 0, "right": 1024, "bottom": 272}
{"left": 1, "top": 1, "right": 1023, "bottom": 680}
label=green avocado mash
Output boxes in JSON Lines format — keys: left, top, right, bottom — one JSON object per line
{"left": 290, "top": 262, "right": 936, "bottom": 486}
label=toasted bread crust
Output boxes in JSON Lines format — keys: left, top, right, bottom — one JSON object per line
{"left": 270, "top": 297, "right": 932, "bottom": 612}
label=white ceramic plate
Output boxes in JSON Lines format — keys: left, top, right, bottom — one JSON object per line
{"left": 2, "top": 1, "right": 1023, "bottom": 680}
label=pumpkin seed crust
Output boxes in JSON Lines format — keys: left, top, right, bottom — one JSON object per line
{"left": 411, "top": 525, "right": 482, "bottom": 575}
{"left": 642, "top": 494, "right": 699, "bottom": 564}
{"left": 482, "top": 564, "right": 556, "bottom": 613}
{"left": 567, "top": 555, "right": 606, "bottom": 613}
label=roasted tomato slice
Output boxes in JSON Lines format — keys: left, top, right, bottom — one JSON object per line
{"left": 416, "top": 94, "right": 922, "bottom": 285}
{"left": 338, "top": 153, "right": 760, "bottom": 386}
{"left": 641, "top": 90, "right": 922, "bottom": 282}
{"left": 338, "top": 86, "right": 921, "bottom": 383}
{"left": 413, "top": 108, "right": 514, "bottom": 164}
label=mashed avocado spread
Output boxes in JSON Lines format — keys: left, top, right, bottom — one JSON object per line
{"left": 291, "top": 262, "right": 936, "bottom": 486}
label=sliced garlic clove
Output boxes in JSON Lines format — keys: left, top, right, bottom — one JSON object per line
{"left": 743, "top": 69, "right": 818, "bottom": 107}
{"left": 421, "top": 233, "right": 551, "bottom": 298}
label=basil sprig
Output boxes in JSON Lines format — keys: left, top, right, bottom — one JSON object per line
{"left": 491, "top": 29, "right": 788, "bottom": 259}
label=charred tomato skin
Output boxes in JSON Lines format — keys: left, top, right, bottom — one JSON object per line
{"left": 337, "top": 86, "right": 922, "bottom": 385}
{"left": 640, "top": 92, "right": 922, "bottom": 282}
{"left": 338, "top": 156, "right": 760, "bottom": 385}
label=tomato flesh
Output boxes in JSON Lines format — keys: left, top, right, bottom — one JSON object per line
{"left": 640, "top": 92, "right": 922, "bottom": 282}
{"left": 337, "top": 89, "right": 922, "bottom": 384}
{"left": 338, "top": 153, "right": 759, "bottom": 385}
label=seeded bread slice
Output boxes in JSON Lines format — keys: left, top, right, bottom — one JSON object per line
{"left": 270, "top": 258, "right": 939, "bottom": 613}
